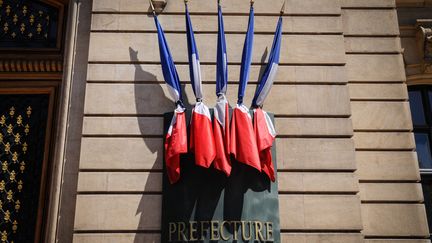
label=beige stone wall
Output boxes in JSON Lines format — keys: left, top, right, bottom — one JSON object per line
{"left": 70, "top": 0, "right": 428, "bottom": 242}
{"left": 342, "top": 0, "right": 430, "bottom": 242}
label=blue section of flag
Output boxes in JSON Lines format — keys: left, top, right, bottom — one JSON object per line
{"left": 237, "top": 6, "right": 254, "bottom": 104}
{"left": 252, "top": 16, "right": 283, "bottom": 107}
{"left": 185, "top": 5, "right": 202, "bottom": 99}
{"left": 154, "top": 15, "right": 183, "bottom": 103}
{"left": 216, "top": 4, "right": 228, "bottom": 96}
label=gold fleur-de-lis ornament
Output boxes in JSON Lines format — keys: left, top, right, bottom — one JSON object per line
{"left": 22, "top": 142, "right": 27, "bottom": 154}
{"left": 12, "top": 220, "right": 18, "bottom": 232}
{"left": 14, "top": 133, "right": 20, "bottom": 143}
{"left": 4, "top": 209, "right": 10, "bottom": 220}
{"left": 2, "top": 161, "right": 8, "bottom": 172}
{"left": 14, "top": 201, "right": 20, "bottom": 212}
{"left": 19, "top": 161, "right": 25, "bottom": 173}
{"left": 0, "top": 180, "right": 5, "bottom": 191}
{"left": 0, "top": 115, "right": 5, "bottom": 126}
{"left": 7, "top": 124, "right": 13, "bottom": 134}
{"left": 17, "top": 180, "right": 23, "bottom": 192}
{"left": 7, "top": 190, "right": 13, "bottom": 201}
{"left": 12, "top": 152, "right": 18, "bottom": 163}
{"left": 16, "top": 115, "right": 22, "bottom": 126}
{"left": 1, "top": 230, "right": 7, "bottom": 242}
{"left": 4, "top": 142, "right": 10, "bottom": 154}
{"left": 10, "top": 170, "right": 16, "bottom": 181}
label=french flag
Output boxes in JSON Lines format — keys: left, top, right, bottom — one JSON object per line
{"left": 251, "top": 8, "right": 283, "bottom": 182}
{"left": 230, "top": 3, "right": 261, "bottom": 172}
{"left": 213, "top": 2, "right": 231, "bottom": 176}
{"left": 154, "top": 12, "right": 187, "bottom": 184}
{"left": 185, "top": 3, "right": 216, "bottom": 168}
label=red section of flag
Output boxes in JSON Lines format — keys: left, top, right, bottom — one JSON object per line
{"left": 230, "top": 105, "right": 261, "bottom": 171}
{"left": 213, "top": 101, "right": 231, "bottom": 176}
{"left": 254, "top": 108, "right": 276, "bottom": 182}
{"left": 190, "top": 103, "right": 216, "bottom": 168}
{"left": 165, "top": 111, "right": 188, "bottom": 184}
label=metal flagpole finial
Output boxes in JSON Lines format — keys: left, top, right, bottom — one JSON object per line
{"left": 250, "top": 0, "right": 254, "bottom": 6}
{"left": 218, "top": 0, "right": 221, "bottom": 5}
{"left": 280, "top": 0, "right": 286, "bottom": 15}
{"left": 149, "top": 0, "right": 156, "bottom": 15}
{"left": 184, "top": 0, "right": 188, "bottom": 5}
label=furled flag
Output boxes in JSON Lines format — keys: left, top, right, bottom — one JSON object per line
{"left": 213, "top": 0, "right": 231, "bottom": 176}
{"left": 230, "top": 1, "right": 261, "bottom": 172}
{"left": 185, "top": 2, "right": 216, "bottom": 168}
{"left": 251, "top": 3, "right": 284, "bottom": 182}
{"left": 153, "top": 3, "right": 187, "bottom": 184}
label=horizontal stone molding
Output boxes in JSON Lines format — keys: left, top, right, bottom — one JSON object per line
{"left": 84, "top": 83, "right": 351, "bottom": 116}
{"left": 341, "top": 0, "right": 396, "bottom": 8}
{"left": 348, "top": 83, "right": 408, "bottom": 100}
{"left": 361, "top": 204, "right": 429, "bottom": 237}
{"left": 92, "top": 15, "right": 343, "bottom": 34}
{"left": 345, "top": 37, "right": 402, "bottom": 53}
{"left": 351, "top": 102, "right": 413, "bottom": 130}
{"left": 79, "top": 138, "right": 357, "bottom": 171}
{"left": 73, "top": 233, "right": 161, "bottom": 243}
{"left": 73, "top": 233, "right": 367, "bottom": 243}
{"left": 342, "top": 9, "right": 399, "bottom": 36}
{"left": 82, "top": 117, "right": 353, "bottom": 137}
{"left": 76, "top": 171, "right": 359, "bottom": 193}
{"left": 87, "top": 64, "right": 348, "bottom": 84}
{"left": 88, "top": 33, "right": 346, "bottom": 64}
{"left": 359, "top": 183, "right": 424, "bottom": 202}
{"left": 346, "top": 55, "right": 406, "bottom": 82}
{"left": 74, "top": 195, "right": 362, "bottom": 230}
{"left": 353, "top": 132, "right": 415, "bottom": 150}
{"left": 356, "top": 151, "right": 420, "bottom": 181}
{"left": 92, "top": 0, "right": 341, "bottom": 15}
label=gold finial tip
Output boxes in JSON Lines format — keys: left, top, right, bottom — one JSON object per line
{"left": 280, "top": 0, "right": 286, "bottom": 15}
{"left": 280, "top": 0, "right": 286, "bottom": 14}
{"left": 250, "top": 0, "right": 254, "bottom": 6}
{"left": 149, "top": 0, "right": 155, "bottom": 13}
{"left": 184, "top": 0, "right": 188, "bottom": 4}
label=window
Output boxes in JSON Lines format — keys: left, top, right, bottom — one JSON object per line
{"left": 409, "top": 86, "right": 432, "bottom": 169}
{"left": 408, "top": 85, "right": 432, "bottom": 239}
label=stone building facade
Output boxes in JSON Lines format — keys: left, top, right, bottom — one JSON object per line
{"left": 0, "top": 0, "right": 431, "bottom": 242}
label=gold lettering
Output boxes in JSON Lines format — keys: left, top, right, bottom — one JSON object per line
{"left": 255, "top": 221, "right": 264, "bottom": 241}
{"left": 177, "top": 222, "right": 187, "bottom": 241}
{"left": 220, "top": 221, "right": 230, "bottom": 241}
{"left": 232, "top": 221, "right": 240, "bottom": 240}
{"left": 241, "top": 221, "right": 252, "bottom": 240}
{"left": 210, "top": 221, "right": 220, "bottom": 240}
{"left": 200, "top": 221, "right": 209, "bottom": 240}
{"left": 189, "top": 221, "right": 198, "bottom": 241}
{"left": 168, "top": 222, "right": 176, "bottom": 242}
{"left": 266, "top": 222, "right": 274, "bottom": 241}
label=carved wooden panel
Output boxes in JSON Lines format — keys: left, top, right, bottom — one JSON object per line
{"left": 0, "top": 93, "right": 50, "bottom": 243}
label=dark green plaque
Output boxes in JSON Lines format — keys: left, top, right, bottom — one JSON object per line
{"left": 162, "top": 110, "right": 281, "bottom": 243}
